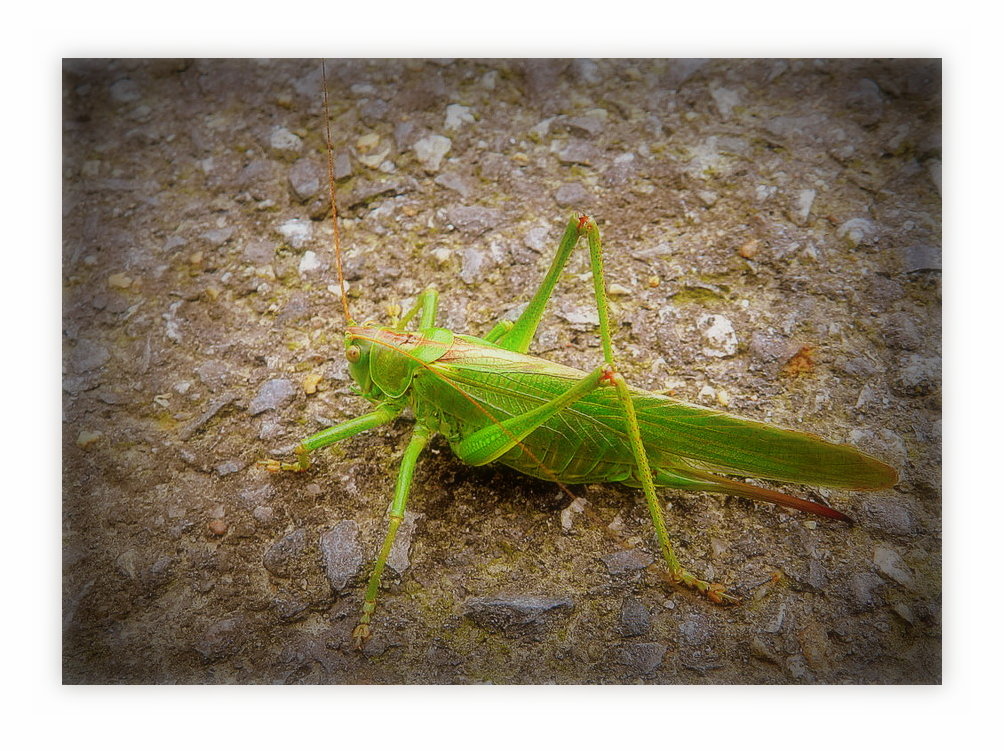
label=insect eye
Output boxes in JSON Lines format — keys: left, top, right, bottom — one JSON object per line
{"left": 345, "top": 345, "right": 361, "bottom": 363}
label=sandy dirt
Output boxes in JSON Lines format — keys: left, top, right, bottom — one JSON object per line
{"left": 62, "top": 58, "right": 941, "bottom": 684}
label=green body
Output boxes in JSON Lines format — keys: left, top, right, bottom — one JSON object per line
{"left": 266, "top": 214, "right": 898, "bottom": 643}
{"left": 350, "top": 324, "right": 895, "bottom": 516}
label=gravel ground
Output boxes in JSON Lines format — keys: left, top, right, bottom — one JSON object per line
{"left": 62, "top": 58, "right": 941, "bottom": 684}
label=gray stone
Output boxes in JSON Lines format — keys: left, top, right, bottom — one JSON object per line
{"left": 70, "top": 339, "right": 110, "bottom": 373}
{"left": 710, "top": 85, "right": 741, "bottom": 119}
{"left": 359, "top": 98, "right": 389, "bottom": 126}
{"left": 289, "top": 157, "right": 323, "bottom": 202}
{"left": 786, "top": 654, "right": 815, "bottom": 682}
{"left": 839, "top": 356, "right": 881, "bottom": 379}
{"left": 564, "top": 115, "right": 605, "bottom": 137}
{"left": 881, "top": 312, "right": 922, "bottom": 351}
{"left": 555, "top": 181, "right": 592, "bottom": 208}
{"left": 243, "top": 239, "right": 274, "bottom": 264}
{"left": 273, "top": 595, "right": 309, "bottom": 622}
{"left": 901, "top": 244, "right": 941, "bottom": 273}
{"left": 556, "top": 140, "right": 600, "bottom": 166}
{"left": 610, "top": 642, "right": 666, "bottom": 675}
{"left": 333, "top": 150, "right": 353, "bottom": 180}
{"left": 662, "top": 59, "right": 708, "bottom": 89}
{"left": 837, "top": 217, "right": 878, "bottom": 248}
{"left": 263, "top": 528, "right": 308, "bottom": 578}
{"left": 178, "top": 393, "right": 235, "bottom": 440}
{"left": 195, "top": 360, "right": 231, "bottom": 389}
{"left": 434, "top": 171, "right": 474, "bottom": 199}
{"left": 413, "top": 134, "right": 452, "bottom": 171}
{"left": 238, "top": 483, "right": 275, "bottom": 509}
{"left": 447, "top": 205, "right": 503, "bottom": 236}
{"left": 749, "top": 331, "right": 798, "bottom": 364}
{"left": 523, "top": 226, "right": 550, "bottom": 253}
{"left": 110, "top": 78, "right": 141, "bottom": 103}
{"left": 463, "top": 596, "right": 574, "bottom": 637}
{"left": 789, "top": 188, "right": 816, "bottom": 226}
{"left": 873, "top": 546, "right": 916, "bottom": 590}
{"left": 601, "top": 549, "right": 653, "bottom": 574}
{"left": 749, "top": 635, "right": 780, "bottom": 664}
{"left": 268, "top": 126, "right": 302, "bottom": 155}
{"left": 460, "top": 245, "right": 489, "bottom": 285}
{"left": 200, "top": 227, "right": 233, "bottom": 248}
{"left": 619, "top": 598, "right": 652, "bottom": 637}
{"left": 214, "top": 460, "right": 242, "bottom": 476}
{"left": 249, "top": 378, "right": 296, "bottom": 415}
{"left": 320, "top": 521, "right": 363, "bottom": 591}
{"left": 892, "top": 354, "right": 940, "bottom": 397}
{"left": 863, "top": 496, "right": 918, "bottom": 536}
{"left": 277, "top": 218, "right": 312, "bottom": 249}
{"left": 194, "top": 617, "right": 244, "bottom": 661}
{"left": 845, "top": 78, "right": 885, "bottom": 126}
{"left": 679, "top": 612, "right": 712, "bottom": 646}
{"left": 850, "top": 572, "right": 886, "bottom": 610}
{"left": 444, "top": 104, "right": 474, "bottom": 130}
{"left": 698, "top": 314, "right": 738, "bottom": 357}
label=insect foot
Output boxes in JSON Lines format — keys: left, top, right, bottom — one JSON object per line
{"left": 256, "top": 445, "right": 311, "bottom": 472}
{"left": 666, "top": 568, "right": 741, "bottom": 606}
{"left": 352, "top": 624, "right": 371, "bottom": 650}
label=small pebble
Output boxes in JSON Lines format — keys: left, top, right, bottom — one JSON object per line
{"left": 837, "top": 218, "right": 877, "bottom": 248}
{"left": 790, "top": 188, "right": 816, "bottom": 226}
{"left": 619, "top": 598, "right": 652, "bottom": 637}
{"left": 248, "top": 379, "right": 296, "bottom": 415}
{"left": 298, "top": 250, "right": 322, "bottom": 275}
{"left": 108, "top": 272, "right": 133, "bottom": 289}
{"left": 607, "top": 283, "right": 631, "bottom": 297}
{"left": 444, "top": 104, "right": 474, "bottom": 130}
{"left": 109, "top": 78, "right": 141, "bottom": 103}
{"left": 320, "top": 520, "right": 364, "bottom": 591}
{"left": 302, "top": 373, "right": 322, "bottom": 394}
{"left": 288, "top": 158, "right": 323, "bottom": 201}
{"left": 208, "top": 519, "right": 228, "bottom": 536}
{"left": 269, "top": 126, "right": 302, "bottom": 154}
{"left": 560, "top": 497, "right": 587, "bottom": 532}
{"left": 610, "top": 642, "right": 666, "bottom": 675}
{"left": 554, "top": 182, "right": 592, "bottom": 208}
{"left": 215, "top": 460, "right": 242, "bottom": 476}
{"left": 278, "top": 219, "right": 312, "bottom": 250}
{"left": 698, "top": 314, "right": 738, "bottom": 358}
{"left": 601, "top": 548, "right": 653, "bottom": 575}
{"left": 738, "top": 239, "right": 759, "bottom": 259}
{"left": 709, "top": 85, "right": 740, "bottom": 119}
{"left": 76, "top": 430, "right": 102, "bottom": 448}
{"left": 873, "top": 546, "right": 916, "bottom": 590}
{"left": 413, "top": 134, "right": 452, "bottom": 171}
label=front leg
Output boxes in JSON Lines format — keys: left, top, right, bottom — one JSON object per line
{"left": 258, "top": 403, "right": 402, "bottom": 472}
{"left": 352, "top": 422, "right": 433, "bottom": 648}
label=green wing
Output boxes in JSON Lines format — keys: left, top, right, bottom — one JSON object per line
{"left": 422, "top": 335, "right": 896, "bottom": 520}
{"left": 631, "top": 391, "right": 897, "bottom": 490}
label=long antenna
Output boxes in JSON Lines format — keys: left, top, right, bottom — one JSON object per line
{"left": 321, "top": 60, "right": 352, "bottom": 326}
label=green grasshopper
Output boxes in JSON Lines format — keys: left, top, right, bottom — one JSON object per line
{"left": 263, "top": 215, "right": 897, "bottom": 648}
{"left": 261, "top": 67, "right": 897, "bottom": 647}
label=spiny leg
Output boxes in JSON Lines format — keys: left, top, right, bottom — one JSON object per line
{"left": 491, "top": 216, "right": 583, "bottom": 353}
{"left": 394, "top": 288, "right": 439, "bottom": 332}
{"left": 577, "top": 216, "right": 737, "bottom": 604}
{"left": 608, "top": 373, "right": 737, "bottom": 603}
{"left": 257, "top": 403, "right": 401, "bottom": 472}
{"left": 353, "top": 423, "right": 433, "bottom": 648}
